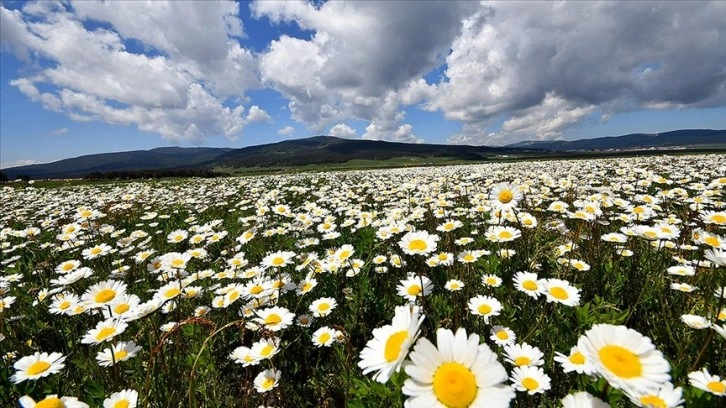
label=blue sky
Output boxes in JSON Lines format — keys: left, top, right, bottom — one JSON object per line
{"left": 1, "top": 1, "right": 725, "bottom": 168}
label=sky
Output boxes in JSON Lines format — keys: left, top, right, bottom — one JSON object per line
{"left": 1, "top": 0, "right": 725, "bottom": 169}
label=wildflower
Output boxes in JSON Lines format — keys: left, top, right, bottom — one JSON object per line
{"left": 254, "top": 369, "right": 281, "bottom": 393}
{"left": 309, "top": 297, "right": 337, "bottom": 318}
{"left": 399, "top": 231, "right": 439, "bottom": 256}
{"left": 81, "top": 318, "right": 128, "bottom": 345}
{"left": 359, "top": 305, "right": 424, "bottom": 383}
{"left": 503, "top": 342, "right": 545, "bottom": 367}
{"left": 468, "top": 295, "right": 502, "bottom": 323}
{"left": 312, "top": 326, "right": 337, "bottom": 347}
{"left": 561, "top": 392, "right": 610, "bottom": 408}
{"left": 688, "top": 368, "right": 726, "bottom": 396}
{"left": 19, "top": 395, "right": 89, "bottom": 408}
{"left": 397, "top": 275, "right": 433, "bottom": 302}
{"left": 10, "top": 352, "right": 66, "bottom": 383}
{"left": 103, "top": 389, "right": 138, "bottom": 408}
{"left": 96, "top": 341, "right": 141, "bottom": 367}
{"left": 543, "top": 279, "right": 581, "bottom": 306}
{"left": 402, "top": 328, "right": 515, "bottom": 407}
{"left": 580, "top": 324, "right": 670, "bottom": 393}
{"left": 510, "top": 366, "right": 551, "bottom": 395}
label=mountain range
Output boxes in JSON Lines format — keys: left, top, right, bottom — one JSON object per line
{"left": 2, "top": 129, "right": 724, "bottom": 179}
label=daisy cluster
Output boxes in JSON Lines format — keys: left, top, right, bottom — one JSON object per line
{"left": 0, "top": 154, "right": 724, "bottom": 406}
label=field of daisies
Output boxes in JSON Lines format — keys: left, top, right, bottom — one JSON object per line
{"left": 1, "top": 154, "right": 725, "bottom": 408}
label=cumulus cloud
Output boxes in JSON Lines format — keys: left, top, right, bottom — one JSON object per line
{"left": 1, "top": 1, "right": 265, "bottom": 144}
{"left": 430, "top": 1, "right": 726, "bottom": 144}
{"left": 328, "top": 123, "right": 356, "bottom": 139}
{"left": 11, "top": 159, "right": 42, "bottom": 167}
{"left": 253, "top": 0, "right": 474, "bottom": 142}
{"left": 277, "top": 126, "right": 294, "bottom": 136}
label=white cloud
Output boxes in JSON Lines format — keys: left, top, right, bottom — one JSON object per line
{"left": 12, "top": 159, "right": 42, "bottom": 167}
{"left": 328, "top": 123, "right": 356, "bottom": 139}
{"left": 430, "top": 1, "right": 726, "bottom": 144}
{"left": 253, "top": 1, "right": 473, "bottom": 142}
{"left": 1, "top": 1, "right": 263, "bottom": 144}
{"left": 50, "top": 127, "right": 69, "bottom": 136}
{"left": 277, "top": 126, "right": 294, "bottom": 136}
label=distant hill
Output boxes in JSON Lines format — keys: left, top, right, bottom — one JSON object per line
{"left": 3, "top": 129, "right": 724, "bottom": 179}
{"left": 505, "top": 129, "right": 726, "bottom": 150}
{"left": 207, "top": 136, "right": 520, "bottom": 168}
{"left": 2, "top": 147, "right": 232, "bottom": 179}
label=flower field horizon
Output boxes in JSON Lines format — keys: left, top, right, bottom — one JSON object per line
{"left": 1, "top": 154, "right": 725, "bottom": 407}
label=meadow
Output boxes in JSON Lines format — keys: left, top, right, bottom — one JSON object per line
{"left": 1, "top": 154, "right": 725, "bottom": 408}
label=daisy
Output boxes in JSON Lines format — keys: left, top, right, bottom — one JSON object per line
{"left": 554, "top": 343, "right": 596, "bottom": 375}
{"left": 312, "top": 326, "right": 337, "bottom": 347}
{"left": 309, "top": 297, "right": 337, "bottom": 317}
{"left": 51, "top": 267, "right": 94, "bottom": 286}
{"left": 104, "top": 294, "right": 141, "bottom": 320}
{"left": 358, "top": 304, "right": 424, "bottom": 383}
{"left": 444, "top": 279, "right": 464, "bottom": 291}
{"left": 19, "top": 395, "right": 89, "bottom": 408}
{"left": 167, "top": 229, "right": 188, "bottom": 244}
{"left": 96, "top": 341, "right": 142, "bottom": 367}
{"left": 254, "top": 306, "right": 295, "bottom": 332}
{"left": 262, "top": 250, "right": 296, "bottom": 268}
{"left": 103, "top": 389, "right": 138, "bottom": 408}
{"left": 82, "top": 243, "right": 112, "bottom": 260}
{"left": 625, "top": 382, "right": 684, "bottom": 408}
{"left": 667, "top": 265, "right": 695, "bottom": 276}
{"left": 397, "top": 275, "right": 433, "bottom": 302}
{"left": 680, "top": 314, "right": 711, "bottom": 330}
{"left": 399, "top": 230, "right": 439, "bottom": 256}
{"left": 490, "top": 326, "right": 516, "bottom": 347}
{"left": 254, "top": 369, "right": 281, "bottom": 393}
{"left": 510, "top": 366, "right": 551, "bottom": 395}
{"left": 81, "top": 318, "right": 128, "bottom": 345}
{"left": 402, "top": 327, "right": 515, "bottom": 407}
{"left": 0, "top": 295, "right": 16, "bottom": 313}
{"left": 251, "top": 337, "right": 280, "bottom": 361}
{"left": 482, "top": 274, "right": 503, "bottom": 288}
{"left": 688, "top": 368, "right": 726, "bottom": 396}
{"left": 579, "top": 324, "right": 670, "bottom": 393}
{"left": 561, "top": 392, "right": 610, "bottom": 408}
{"left": 513, "top": 271, "right": 543, "bottom": 299}
{"left": 230, "top": 346, "right": 258, "bottom": 367}
{"left": 468, "top": 295, "right": 502, "bottom": 323}
{"left": 48, "top": 293, "right": 81, "bottom": 315}
{"left": 503, "top": 342, "right": 544, "bottom": 367}
{"left": 10, "top": 351, "right": 66, "bottom": 383}
{"left": 543, "top": 279, "right": 581, "bottom": 306}
{"left": 82, "top": 280, "right": 127, "bottom": 308}
{"left": 486, "top": 226, "right": 522, "bottom": 243}
{"left": 55, "top": 260, "right": 81, "bottom": 274}
{"left": 490, "top": 182, "right": 522, "bottom": 211}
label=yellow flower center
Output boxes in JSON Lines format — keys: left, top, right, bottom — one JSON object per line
{"left": 318, "top": 303, "right": 330, "bottom": 311}
{"left": 171, "top": 259, "right": 184, "bottom": 267}
{"left": 265, "top": 314, "right": 282, "bottom": 325}
{"left": 495, "top": 330, "right": 509, "bottom": 340}
{"left": 262, "top": 377, "right": 275, "bottom": 389}
{"left": 432, "top": 362, "right": 478, "bottom": 408}
{"left": 477, "top": 304, "right": 492, "bottom": 315}
{"left": 486, "top": 278, "right": 497, "bottom": 285}
{"left": 498, "top": 231, "right": 513, "bottom": 239}
{"left": 598, "top": 345, "right": 642, "bottom": 378}
{"left": 463, "top": 254, "right": 475, "bottom": 262}
{"left": 639, "top": 395, "right": 667, "bottom": 408}
{"left": 384, "top": 330, "right": 409, "bottom": 362}
{"left": 62, "top": 263, "right": 75, "bottom": 271}
{"left": 319, "top": 333, "right": 331, "bottom": 344}
{"left": 522, "top": 377, "right": 539, "bottom": 391}
{"left": 59, "top": 301, "right": 71, "bottom": 310}
{"left": 113, "top": 350, "right": 129, "bottom": 361}
{"left": 705, "top": 236, "right": 721, "bottom": 247}
{"left": 165, "top": 288, "right": 181, "bottom": 298}
{"left": 339, "top": 250, "right": 351, "bottom": 260}
{"left": 114, "top": 303, "right": 130, "bottom": 314}
{"left": 36, "top": 397, "right": 64, "bottom": 408}
{"left": 514, "top": 356, "right": 531, "bottom": 366}
{"left": 569, "top": 352, "right": 585, "bottom": 365}
{"left": 114, "top": 401, "right": 130, "bottom": 408}
{"left": 250, "top": 285, "right": 263, "bottom": 295}
{"left": 227, "top": 290, "right": 240, "bottom": 302}
{"left": 272, "top": 257, "right": 285, "bottom": 266}
{"left": 549, "top": 287, "right": 569, "bottom": 300}
{"left": 707, "top": 381, "right": 726, "bottom": 394}
{"left": 438, "top": 253, "right": 448, "bottom": 261}
{"left": 261, "top": 345, "right": 275, "bottom": 357}
{"left": 407, "top": 285, "right": 422, "bottom": 296}
{"left": 710, "top": 214, "right": 726, "bottom": 224}
{"left": 302, "top": 283, "right": 312, "bottom": 292}
{"left": 96, "top": 327, "right": 117, "bottom": 341}
{"left": 95, "top": 289, "right": 116, "bottom": 303}
{"left": 498, "top": 190, "right": 513, "bottom": 204}
{"left": 522, "top": 280, "right": 538, "bottom": 291}
{"left": 90, "top": 247, "right": 103, "bottom": 255}
{"left": 408, "top": 239, "right": 427, "bottom": 251}
{"left": 27, "top": 361, "right": 51, "bottom": 375}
